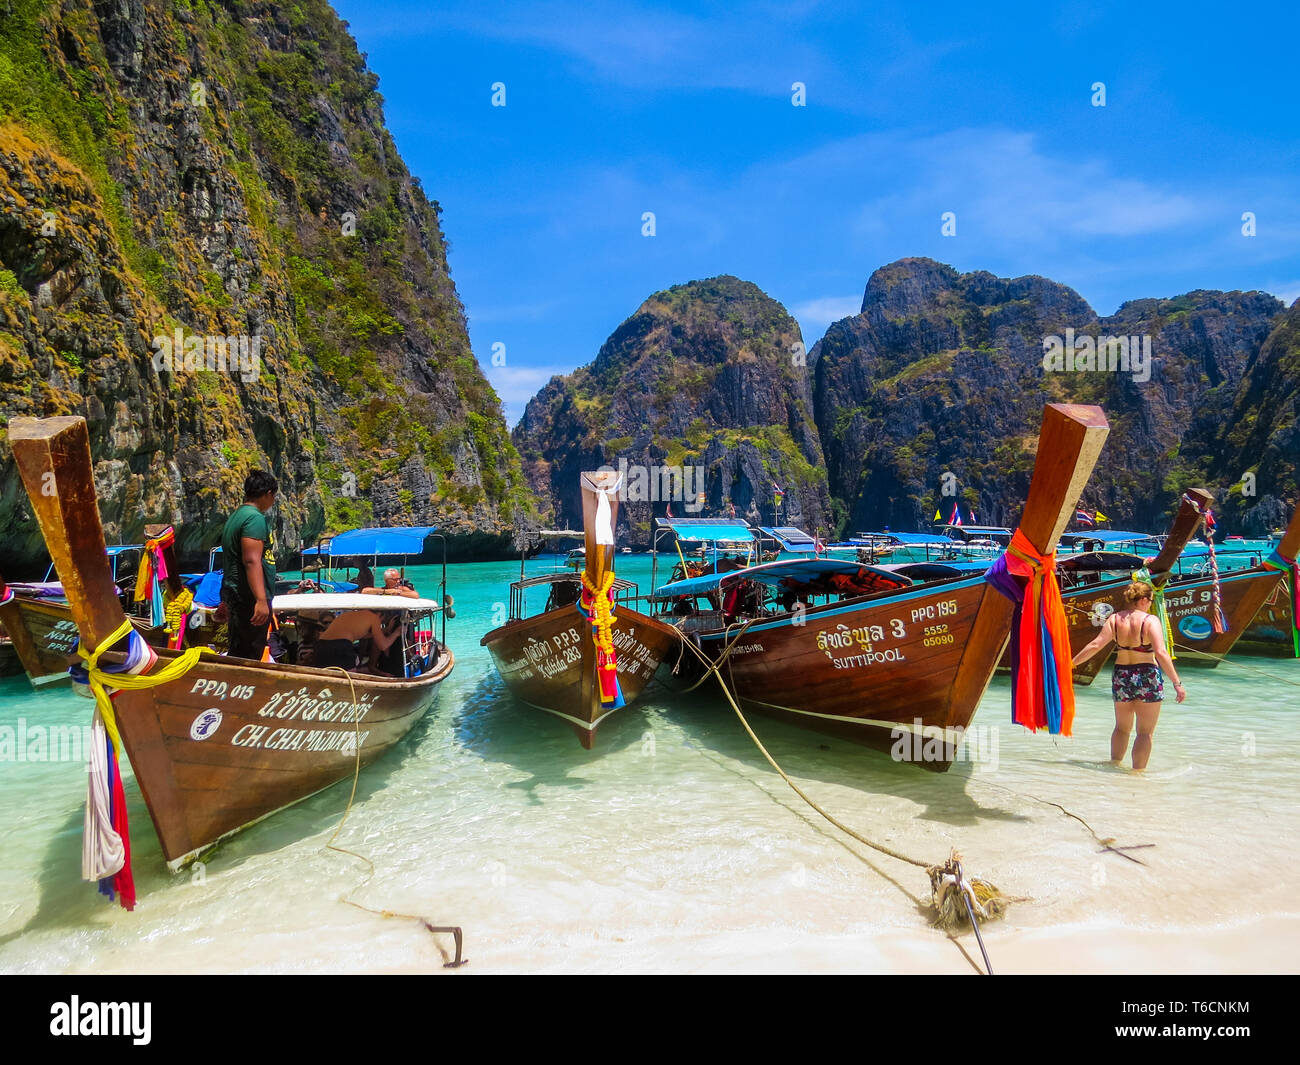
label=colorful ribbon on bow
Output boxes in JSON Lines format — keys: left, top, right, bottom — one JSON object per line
{"left": 1131, "top": 565, "right": 1176, "bottom": 661}
{"left": 71, "top": 617, "right": 205, "bottom": 910}
{"left": 134, "top": 527, "right": 176, "bottom": 629}
{"left": 1263, "top": 549, "right": 1300, "bottom": 657}
{"left": 578, "top": 569, "right": 625, "bottom": 709}
{"left": 1181, "top": 495, "right": 1227, "bottom": 634}
{"left": 985, "top": 528, "right": 1074, "bottom": 735}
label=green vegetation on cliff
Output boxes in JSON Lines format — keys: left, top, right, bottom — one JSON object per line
{"left": 0, "top": 0, "right": 530, "bottom": 569}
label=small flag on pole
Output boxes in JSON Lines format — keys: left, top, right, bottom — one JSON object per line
{"left": 1095, "top": 509, "right": 1110, "bottom": 523}
{"left": 934, "top": 508, "right": 942, "bottom": 522}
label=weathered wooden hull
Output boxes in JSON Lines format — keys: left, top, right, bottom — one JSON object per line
{"left": 0, "top": 593, "right": 80, "bottom": 685}
{"left": 0, "top": 593, "right": 168, "bottom": 686}
{"left": 5, "top": 415, "right": 460, "bottom": 878}
{"left": 689, "top": 575, "right": 1009, "bottom": 768}
{"left": 481, "top": 606, "right": 680, "bottom": 747}
{"left": 667, "top": 402, "right": 1112, "bottom": 770}
{"left": 102, "top": 646, "right": 454, "bottom": 867}
{"left": 1161, "top": 567, "right": 1290, "bottom": 667}
{"left": 1238, "top": 574, "right": 1297, "bottom": 657}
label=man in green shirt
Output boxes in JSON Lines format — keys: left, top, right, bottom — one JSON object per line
{"left": 221, "top": 470, "right": 279, "bottom": 659}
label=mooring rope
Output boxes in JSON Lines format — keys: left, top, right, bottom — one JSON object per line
{"left": 673, "top": 624, "right": 1005, "bottom": 968}
{"left": 320, "top": 664, "right": 467, "bottom": 968}
{"left": 1168, "top": 641, "right": 1300, "bottom": 688}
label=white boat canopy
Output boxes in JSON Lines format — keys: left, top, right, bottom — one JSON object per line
{"left": 272, "top": 593, "right": 442, "bottom": 613}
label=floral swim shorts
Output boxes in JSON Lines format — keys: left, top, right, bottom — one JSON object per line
{"left": 1112, "top": 663, "right": 1164, "bottom": 703}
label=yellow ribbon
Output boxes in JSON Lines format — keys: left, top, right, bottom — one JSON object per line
{"left": 78, "top": 618, "right": 207, "bottom": 753}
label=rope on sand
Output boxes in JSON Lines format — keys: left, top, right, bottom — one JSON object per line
{"left": 973, "top": 778, "right": 1153, "bottom": 866}
{"left": 321, "top": 666, "right": 468, "bottom": 969}
{"left": 675, "top": 628, "right": 1007, "bottom": 959}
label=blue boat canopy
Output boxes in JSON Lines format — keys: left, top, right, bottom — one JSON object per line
{"left": 1070, "top": 530, "right": 1158, "bottom": 544}
{"left": 105, "top": 544, "right": 144, "bottom": 556}
{"left": 302, "top": 526, "right": 438, "bottom": 558}
{"left": 859, "top": 531, "right": 960, "bottom": 546}
{"left": 757, "top": 526, "right": 817, "bottom": 552}
{"left": 652, "top": 558, "right": 909, "bottom": 599}
{"left": 656, "top": 518, "right": 754, "bottom": 543}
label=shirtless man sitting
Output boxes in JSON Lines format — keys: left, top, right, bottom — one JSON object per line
{"left": 312, "top": 609, "right": 400, "bottom": 672}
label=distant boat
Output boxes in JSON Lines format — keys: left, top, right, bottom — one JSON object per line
{"left": 0, "top": 543, "right": 176, "bottom": 686}
{"left": 7, "top": 416, "right": 455, "bottom": 879}
{"left": 1031, "top": 489, "right": 1214, "bottom": 685}
{"left": 649, "top": 404, "right": 1109, "bottom": 768}
{"left": 1053, "top": 491, "right": 1300, "bottom": 682}
{"left": 1239, "top": 574, "right": 1298, "bottom": 657}
{"left": 481, "top": 472, "right": 681, "bottom": 748}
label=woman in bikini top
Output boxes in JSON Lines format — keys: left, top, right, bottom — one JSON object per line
{"left": 1072, "top": 579, "right": 1186, "bottom": 771}
{"left": 1113, "top": 610, "right": 1156, "bottom": 663}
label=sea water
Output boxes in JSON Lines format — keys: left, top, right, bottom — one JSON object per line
{"left": 1, "top": 554, "right": 1297, "bottom": 973}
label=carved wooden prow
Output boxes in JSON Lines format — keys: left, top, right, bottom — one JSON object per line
{"left": 1016, "top": 403, "right": 1112, "bottom": 555}
{"left": 1147, "top": 488, "right": 1213, "bottom": 583}
{"left": 8, "top": 417, "right": 130, "bottom": 655}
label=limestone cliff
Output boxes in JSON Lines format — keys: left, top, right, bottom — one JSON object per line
{"left": 0, "top": 0, "right": 529, "bottom": 572}
{"left": 811, "top": 258, "right": 1284, "bottom": 534}
{"left": 513, "top": 276, "right": 831, "bottom": 542}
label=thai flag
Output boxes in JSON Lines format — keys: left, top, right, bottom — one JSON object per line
{"left": 949, "top": 503, "right": 961, "bottom": 527}
{"left": 1075, "top": 509, "right": 1095, "bottom": 528}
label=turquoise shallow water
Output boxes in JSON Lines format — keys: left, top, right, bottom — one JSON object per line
{"left": 1, "top": 553, "right": 1298, "bottom": 973}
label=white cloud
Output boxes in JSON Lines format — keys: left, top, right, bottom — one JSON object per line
{"left": 1267, "top": 281, "right": 1300, "bottom": 307}
{"left": 791, "top": 295, "right": 861, "bottom": 339}
{"left": 485, "top": 363, "right": 573, "bottom": 427}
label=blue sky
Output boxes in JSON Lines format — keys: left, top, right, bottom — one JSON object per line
{"left": 333, "top": 0, "right": 1300, "bottom": 426}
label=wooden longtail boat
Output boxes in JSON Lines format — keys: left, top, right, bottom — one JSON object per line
{"left": 480, "top": 471, "right": 681, "bottom": 748}
{"left": 1238, "top": 572, "right": 1298, "bottom": 657}
{"left": 1067, "top": 499, "right": 1300, "bottom": 677}
{"left": 0, "top": 533, "right": 193, "bottom": 686}
{"left": 1047, "top": 489, "right": 1214, "bottom": 685}
{"left": 652, "top": 404, "right": 1109, "bottom": 768}
{"left": 0, "top": 580, "right": 83, "bottom": 685}
{"left": 8, "top": 416, "right": 454, "bottom": 871}
{"left": 1156, "top": 505, "right": 1300, "bottom": 667}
